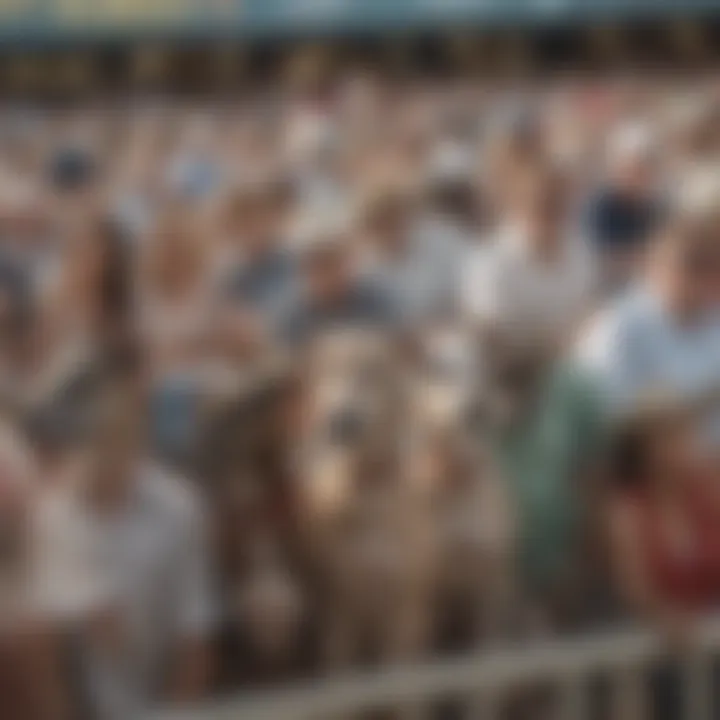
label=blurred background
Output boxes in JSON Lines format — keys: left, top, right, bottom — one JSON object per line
{"left": 1, "top": 1, "right": 720, "bottom": 93}
{"left": 4, "top": 2, "right": 720, "bottom": 720}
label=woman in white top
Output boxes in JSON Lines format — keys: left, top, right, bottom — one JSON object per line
{"left": 462, "top": 163, "right": 597, "bottom": 361}
{"left": 0, "top": 418, "right": 69, "bottom": 720}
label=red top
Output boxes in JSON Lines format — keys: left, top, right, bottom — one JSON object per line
{"left": 624, "top": 474, "right": 720, "bottom": 610}
{"left": 0, "top": 638, "right": 48, "bottom": 720}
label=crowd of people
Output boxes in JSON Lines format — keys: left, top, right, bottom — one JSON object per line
{"left": 2, "top": 72, "right": 720, "bottom": 719}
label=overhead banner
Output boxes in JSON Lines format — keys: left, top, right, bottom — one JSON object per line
{"left": 0, "top": 0, "right": 719, "bottom": 40}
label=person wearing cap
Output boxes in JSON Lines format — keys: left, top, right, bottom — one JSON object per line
{"left": 483, "top": 103, "right": 545, "bottom": 217}
{"left": 583, "top": 121, "right": 664, "bottom": 293}
{"left": 165, "top": 117, "right": 222, "bottom": 201}
{"left": 46, "top": 141, "right": 105, "bottom": 241}
{"left": 362, "top": 178, "right": 468, "bottom": 331}
{"left": 277, "top": 210, "right": 395, "bottom": 346}
{"left": 420, "top": 139, "right": 483, "bottom": 247}
{"left": 218, "top": 178, "right": 297, "bottom": 327}
{"left": 577, "top": 182, "right": 720, "bottom": 452}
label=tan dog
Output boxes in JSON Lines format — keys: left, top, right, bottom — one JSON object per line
{"left": 297, "top": 330, "right": 436, "bottom": 682}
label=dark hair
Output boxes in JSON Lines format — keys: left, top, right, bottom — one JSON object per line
{"left": 607, "top": 426, "right": 651, "bottom": 492}
{"left": 96, "top": 218, "right": 133, "bottom": 332}
{"left": 99, "top": 340, "right": 145, "bottom": 385}
{"left": 49, "top": 148, "right": 98, "bottom": 192}
{"left": 428, "top": 179, "right": 480, "bottom": 227}
{"left": 85, "top": 216, "right": 140, "bottom": 366}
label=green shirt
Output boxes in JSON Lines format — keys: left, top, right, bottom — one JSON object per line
{"left": 497, "top": 364, "right": 606, "bottom": 592}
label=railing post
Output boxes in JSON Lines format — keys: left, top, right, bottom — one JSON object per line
{"left": 558, "top": 674, "right": 589, "bottom": 720}
{"left": 682, "top": 651, "right": 713, "bottom": 720}
{"left": 465, "top": 690, "right": 501, "bottom": 720}
{"left": 611, "top": 665, "right": 647, "bottom": 720}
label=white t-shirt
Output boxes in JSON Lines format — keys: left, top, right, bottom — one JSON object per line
{"left": 462, "top": 224, "right": 596, "bottom": 355}
{"left": 576, "top": 287, "right": 720, "bottom": 445}
{"left": 369, "top": 219, "right": 468, "bottom": 328}
{"left": 32, "top": 463, "right": 214, "bottom": 720}
{"left": 0, "top": 422, "right": 37, "bottom": 632}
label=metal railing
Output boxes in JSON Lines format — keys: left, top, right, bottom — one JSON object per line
{"left": 154, "top": 616, "right": 720, "bottom": 720}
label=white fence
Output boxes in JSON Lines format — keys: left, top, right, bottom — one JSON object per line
{"left": 155, "top": 617, "right": 720, "bottom": 720}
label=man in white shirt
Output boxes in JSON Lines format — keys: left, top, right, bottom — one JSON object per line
{"left": 362, "top": 183, "right": 467, "bottom": 330}
{"left": 577, "top": 192, "right": 720, "bottom": 449}
{"left": 32, "top": 355, "right": 215, "bottom": 720}
{"left": 462, "top": 164, "right": 596, "bottom": 361}
{"left": 0, "top": 419, "right": 74, "bottom": 720}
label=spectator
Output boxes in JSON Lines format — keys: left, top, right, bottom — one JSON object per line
{"left": 606, "top": 399, "right": 720, "bottom": 720}
{"left": 463, "top": 163, "right": 596, "bottom": 361}
{"left": 141, "top": 211, "right": 209, "bottom": 371}
{"left": 165, "top": 116, "right": 222, "bottom": 201}
{"left": 490, "top": 350, "right": 606, "bottom": 631}
{"left": 421, "top": 139, "right": 484, "bottom": 247}
{"left": 278, "top": 213, "right": 395, "bottom": 345}
{"left": 32, "top": 354, "right": 215, "bottom": 720}
{"left": 362, "top": 182, "right": 466, "bottom": 329}
{"left": 607, "top": 399, "right": 720, "bottom": 627}
{"left": 139, "top": 211, "right": 215, "bottom": 467}
{"left": 218, "top": 179, "right": 297, "bottom": 325}
{"left": 0, "top": 419, "right": 68, "bottom": 720}
{"left": 578, "top": 189, "right": 720, "bottom": 450}
{"left": 584, "top": 122, "right": 664, "bottom": 293}
{"left": 42, "top": 215, "right": 134, "bottom": 356}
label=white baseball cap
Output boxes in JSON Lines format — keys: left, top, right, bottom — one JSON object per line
{"left": 607, "top": 121, "right": 656, "bottom": 168}
{"left": 290, "top": 203, "right": 356, "bottom": 257}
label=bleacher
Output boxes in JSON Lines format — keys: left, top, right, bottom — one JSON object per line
{"left": 0, "top": 1, "right": 720, "bottom": 94}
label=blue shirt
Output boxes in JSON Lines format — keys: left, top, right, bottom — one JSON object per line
{"left": 584, "top": 187, "right": 660, "bottom": 254}
{"left": 578, "top": 288, "right": 720, "bottom": 444}
{"left": 223, "top": 248, "right": 297, "bottom": 322}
